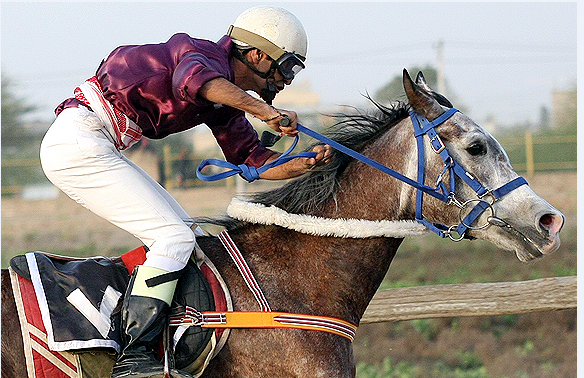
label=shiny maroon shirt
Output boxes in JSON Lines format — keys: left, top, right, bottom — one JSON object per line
{"left": 57, "top": 33, "right": 274, "bottom": 167}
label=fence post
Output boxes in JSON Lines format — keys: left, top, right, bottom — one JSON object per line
{"left": 163, "top": 145, "right": 173, "bottom": 190}
{"left": 525, "top": 130, "right": 534, "bottom": 176}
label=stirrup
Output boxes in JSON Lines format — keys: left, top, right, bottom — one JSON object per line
{"left": 111, "top": 352, "right": 193, "bottom": 378}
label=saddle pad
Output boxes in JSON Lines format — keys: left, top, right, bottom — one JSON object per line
{"left": 11, "top": 252, "right": 130, "bottom": 352}
{"left": 10, "top": 268, "right": 119, "bottom": 378}
{"left": 9, "top": 245, "right": 232, "bottom": 378}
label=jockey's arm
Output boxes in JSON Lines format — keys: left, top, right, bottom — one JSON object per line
{"left": 198, "top": 77, "right": 298, "bottom": 136}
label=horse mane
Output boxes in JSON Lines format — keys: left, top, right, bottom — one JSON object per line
{"left": 251, "top": 100, "right": 410, "bottom": 215}
{"left": 195, "top": 98, "right": 411, "bottom": 231}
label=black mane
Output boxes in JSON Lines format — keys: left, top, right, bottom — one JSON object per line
{"left": 251, "top": 101, "right": 410, "bottom": 214}
{"left": 195, "top": 99, "right": 411, "bottom": 231}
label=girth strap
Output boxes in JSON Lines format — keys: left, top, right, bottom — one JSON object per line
{"left": 170, "top": 309, "right": 357, "bottom": 341}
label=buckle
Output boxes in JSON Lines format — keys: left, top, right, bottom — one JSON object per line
{"left": 430, "top": 134, "right": 445, "bottom": 153}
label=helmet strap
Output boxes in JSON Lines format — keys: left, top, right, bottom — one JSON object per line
{"left": 233, "top": 48, "right": 276, "bottom": 80}
{"left": 233, "top": 48, "right": 279, "bottom": 104}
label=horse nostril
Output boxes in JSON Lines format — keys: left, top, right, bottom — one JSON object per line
{"left": 539, "top": 213, "right": 564, "bottom": 235}
{"left": 540, "top": 214, "right": 553, "bottom": 228}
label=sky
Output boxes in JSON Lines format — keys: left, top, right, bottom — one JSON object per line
{"left": 1, "top": 2, "right": 578, "bottom": 127}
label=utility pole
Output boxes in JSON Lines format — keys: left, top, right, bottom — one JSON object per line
{"left": 436, "top": 40, "right": 446, "bottom": 95}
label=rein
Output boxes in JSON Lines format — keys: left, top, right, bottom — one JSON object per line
{"left": 196, "top": 108, "right": 527, "bottom": 240}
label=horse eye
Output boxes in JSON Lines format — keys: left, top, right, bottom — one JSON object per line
{"left": 467, "top": 143, "right": 486, "bottom": 156}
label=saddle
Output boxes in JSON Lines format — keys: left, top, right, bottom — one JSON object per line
{"left": 8, "top": 245, "right": 232, "bottom": 378}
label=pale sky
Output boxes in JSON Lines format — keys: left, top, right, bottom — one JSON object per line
{"left": 1, "top": 2, "right": 578, "bottom": 126}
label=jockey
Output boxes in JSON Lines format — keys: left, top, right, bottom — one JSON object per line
{"left": 39, "top": 6, "right": 330, "bottom": 378}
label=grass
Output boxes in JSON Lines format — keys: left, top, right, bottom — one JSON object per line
{"left": 356, "top": 356, "right": 490, "bottom": 378}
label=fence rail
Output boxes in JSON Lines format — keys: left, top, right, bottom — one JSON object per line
{"left": 361, "top": 276, "right": 576, "bottom": 324}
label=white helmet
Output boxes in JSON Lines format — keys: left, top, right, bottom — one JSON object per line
{"left": 228, "top": 6, "right": 307, "bottom": 80}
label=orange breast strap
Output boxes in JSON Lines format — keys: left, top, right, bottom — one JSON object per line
{"left": 195, "top": 311, "right": 357, "bottom": 341}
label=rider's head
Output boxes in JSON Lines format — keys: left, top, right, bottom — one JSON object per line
{"left": 228, "top": 6, "right": 307, "bottom": 102}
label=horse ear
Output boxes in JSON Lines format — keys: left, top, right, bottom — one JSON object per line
{"left": 415, "top": 71, "right": 434, "bottom": 92}
{"left": 403, "top": 69, "right": 444, "bottom": 120}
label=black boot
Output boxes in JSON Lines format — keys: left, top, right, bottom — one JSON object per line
{"left": 112, "top": 266, "right": 192, "bottom": 378}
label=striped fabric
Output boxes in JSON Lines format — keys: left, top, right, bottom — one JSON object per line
{"left": 74, "top": 77, "right": 142, "bottom": 150}
{"left": 218, "top": 231, "right": 271, "bottom": 311}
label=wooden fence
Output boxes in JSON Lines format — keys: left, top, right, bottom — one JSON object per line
{"left": 499, "top": 132, "right": 577, "bottom": 175}
{"left": 361, "top": 276, "right": 577, "bottom": 324}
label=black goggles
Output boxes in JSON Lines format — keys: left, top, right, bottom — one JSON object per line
{"left": 273, "top": 53, "right": 305, "bottom": 81}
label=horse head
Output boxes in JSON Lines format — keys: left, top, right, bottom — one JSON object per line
{"left": 402, "top": 69, "right": 564, "bottom": 261}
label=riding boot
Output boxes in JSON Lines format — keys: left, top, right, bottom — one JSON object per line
{"left": 111, "top": 265, "right": 192, "bottom": 378}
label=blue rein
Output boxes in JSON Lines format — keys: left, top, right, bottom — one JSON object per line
{"left": 196, "top": 133, "right": 317, "bottom": 182}
{"left": 196, "top": 109, "right": 527, "bottom": 240}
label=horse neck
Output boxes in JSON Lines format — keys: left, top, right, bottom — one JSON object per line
{"left": 229, "top": 119, "right": 420, "bottom": 323}
{"left": 321, "top": 116, "right": 419, "bottom": 222}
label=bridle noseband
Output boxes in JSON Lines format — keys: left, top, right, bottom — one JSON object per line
{"left": 410, "top": 108, "right": 527, "bottom": 240}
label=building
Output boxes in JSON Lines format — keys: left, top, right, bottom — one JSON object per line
{"left": 551, "top": 89, "right": 576, "bottom": 130}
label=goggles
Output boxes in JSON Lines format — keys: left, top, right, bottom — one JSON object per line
{"left": 273, "top": 53, "right": 305, "bottom": 81}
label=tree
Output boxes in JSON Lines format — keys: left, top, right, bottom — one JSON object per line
{"left": 374, "top": 65, "right": 437, "bottom": 103}
{"left": 374, "top": 65, "right": 465, "bottom": 112}
{"left": 1, "top": 73, "right": 36, "bottom": 145}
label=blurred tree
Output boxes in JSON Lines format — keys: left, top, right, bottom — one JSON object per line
{"left": 374, "top": 65, "right": 440, "bottom": 103}
{"left": 374, "top": 65, "right": 464, "bottom": 112}
{"left": 1, "top": 73, "right": 36, "bottom": 145}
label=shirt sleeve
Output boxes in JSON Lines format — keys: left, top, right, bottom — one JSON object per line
{"left": 206, "top": 109, "right": 276, "bottom": 168}
{"left": 172, "top": 52, "right": 225, "bottom": 102}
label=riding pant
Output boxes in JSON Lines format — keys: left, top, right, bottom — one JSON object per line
{"left": 40, "top": 106, "right": 198, "bottom": 272}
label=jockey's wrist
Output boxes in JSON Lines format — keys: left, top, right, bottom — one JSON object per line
{"left": 259, "top": 106, "right": 283, "bottom": 123}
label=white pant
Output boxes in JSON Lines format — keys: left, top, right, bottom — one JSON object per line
{"left": 40, "top": 106, "right": 196, "bottom": 272}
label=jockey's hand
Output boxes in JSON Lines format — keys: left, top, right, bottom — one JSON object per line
{"left": 259, "top": 144, "right": 332, "bottom": 180}
{"left": 264, "top": 109, "right": 298, "bottom": 137}
{"left": 305, "top": 143, "right": 332, "bottom": 167}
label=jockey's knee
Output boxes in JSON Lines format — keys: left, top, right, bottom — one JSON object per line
{"left": 144, "top": 225, "right": 196, "bottom": 271}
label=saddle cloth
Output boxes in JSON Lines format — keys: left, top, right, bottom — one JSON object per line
{"left": 9, "top": 245, "right": 231, "bottom": 378}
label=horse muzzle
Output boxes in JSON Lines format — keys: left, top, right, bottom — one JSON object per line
{"left": 486, "top": 207, "right": 564, "bottom": 262}
{"left": 536, "top": 210, "right": 565, "bottom": 253}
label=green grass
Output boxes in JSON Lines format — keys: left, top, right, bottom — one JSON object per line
{"left": 356, "top": 356, "right": 490, "bottom": 378}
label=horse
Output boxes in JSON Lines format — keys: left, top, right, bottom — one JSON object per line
{"left": 1, "top": 69, "right": 564, "bottom": 378}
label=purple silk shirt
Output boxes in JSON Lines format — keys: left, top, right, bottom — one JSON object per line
{"left": 56, "top": 33, "right": 274, "bottom": 167}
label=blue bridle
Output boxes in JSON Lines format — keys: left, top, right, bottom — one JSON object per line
{"left": 409, "top": 108, "right": 527, "bottom": 239}
{"left": 196, "top": 108, "right": 527, "bottom": 240}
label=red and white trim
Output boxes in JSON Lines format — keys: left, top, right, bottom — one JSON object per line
{"left": 74, "top": 77, "right": 142, "bottom": 150}
{"left": 9, "top": 268, "right": 81, "bottom": 378}
{"left": 218, "top": 231, "right": 271, "bottom": 312}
